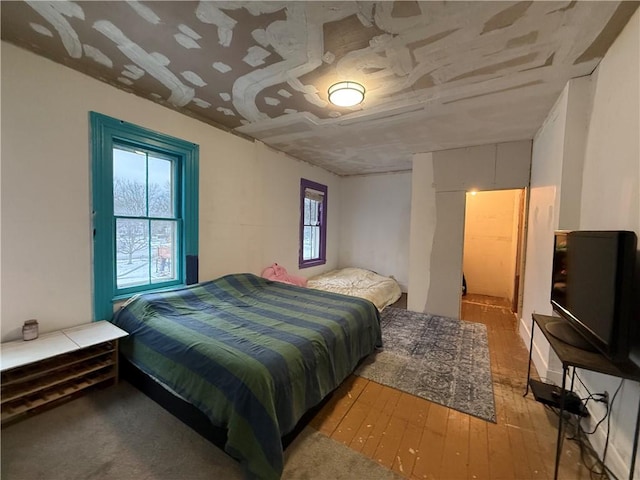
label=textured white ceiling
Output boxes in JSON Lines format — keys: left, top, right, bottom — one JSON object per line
{"left": 2, "top": 1, "right": 637, "bottom": 175}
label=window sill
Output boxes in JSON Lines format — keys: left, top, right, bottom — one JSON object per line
{"left": 299, "top": 259, "right": 326, "bottom": 269}
{"left": 112, "top": 284, "right": 185, "bottom": 308}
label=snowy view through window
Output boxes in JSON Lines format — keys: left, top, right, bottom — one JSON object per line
{"left": 303, "top": 197, "right": 320, "bottom": 260}
{"left": 113, "top": 147, "right": 178, "bottom": 289}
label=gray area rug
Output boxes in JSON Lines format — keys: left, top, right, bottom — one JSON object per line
{"left": 1, "top": 382, "right": 404, "bottom": 480}
{"left": 356, "top": 307, "right": 496, "bottom": 422}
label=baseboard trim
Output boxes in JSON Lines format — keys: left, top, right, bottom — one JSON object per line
{"left": 518, "top": 315, "right": 563, "bottom": 384}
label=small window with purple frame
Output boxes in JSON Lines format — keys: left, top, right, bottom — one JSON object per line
{"left": 299, "top": 179, "right": 327, "bottom": 268}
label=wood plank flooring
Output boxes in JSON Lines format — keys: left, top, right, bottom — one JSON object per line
{"left": 309, "top": 294, "right": 600, "bottom": 479}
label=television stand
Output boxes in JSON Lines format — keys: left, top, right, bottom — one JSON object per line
{"left": 524, "top": 313, "right": 640, "bottom": 480}
{"left": 545, "top": 320, "right": 598, "bottom": 352}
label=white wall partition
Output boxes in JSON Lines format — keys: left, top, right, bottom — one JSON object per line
{"left": 408, "top": 141, "right": 531, "bottom": 317}
{"left": 426, "top": 191, "right": 466, "bottom": 318}
{"left": 339, "top": 172, "right": 411, "bottom": 290}
{"left": 407, "top": 153, "right": 437, "bottom": 312}
{"left": 1, "top": 42, "right": 340, "bottom": 341}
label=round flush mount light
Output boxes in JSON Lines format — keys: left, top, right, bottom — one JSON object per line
{"left": 328, "top": 81, "right": 365, "bottom": 107}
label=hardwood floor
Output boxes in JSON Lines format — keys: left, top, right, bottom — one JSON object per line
{"left": 309, "top": 294, "right": 601, "bottom": 479}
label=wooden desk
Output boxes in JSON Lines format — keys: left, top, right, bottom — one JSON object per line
{"left": 525, "top": 313, "right": 640, "bottom": 480}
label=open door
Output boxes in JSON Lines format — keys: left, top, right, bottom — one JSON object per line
{"left": 462, "top": 188, "right": 526, "bottom": 313}
{"left": 512, "top": 189, "right": 527, "bottom": 313}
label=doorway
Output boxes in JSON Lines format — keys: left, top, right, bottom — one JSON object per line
{"left": 462, "top": 188, "right": 526, "bottom": 314}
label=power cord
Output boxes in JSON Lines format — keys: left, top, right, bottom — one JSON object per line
{"left": 579, "top": 396, "right": 609, "bottom": 435}
{"left": 601, "top": 379, "right": 624, "bottom": 473}
{"left": 544, "top": 406, "right": 609, "bottom": 479}
{"left": 574, "top": 369, "right": 609, "bottom": 405}
{"left": 545, "top": 373, "right": 624, "bottom": 480}
{"left": 575, "top": 369, "right": 594, "bottom": 396}
{"left": 570, "top": 378, "right": 624, "bottom": 480}
{"left": 572, "top": 422, "right": 617, "bottom": 480}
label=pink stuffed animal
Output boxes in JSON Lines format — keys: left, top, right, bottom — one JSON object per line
{"left": 261, "top": 263, "right": 307, "bottom": 287}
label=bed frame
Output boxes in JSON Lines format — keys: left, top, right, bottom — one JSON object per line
{"left": 120, "top": 356, "right": 331, "bottom": 452}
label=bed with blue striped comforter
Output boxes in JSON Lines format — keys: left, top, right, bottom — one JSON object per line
{"left": 112, "top": 273, "right": 381, "bottom": 479}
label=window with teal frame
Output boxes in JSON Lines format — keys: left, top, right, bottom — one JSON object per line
{"left": 91, "top": 112, "right": 199, "bottom": 321}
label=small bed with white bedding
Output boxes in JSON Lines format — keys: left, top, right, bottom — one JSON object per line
{"left": 307, "top": 267, "right": 402, "bottom": 311}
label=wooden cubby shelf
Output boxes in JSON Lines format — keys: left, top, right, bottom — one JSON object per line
{"left": 1, "top": 321, "right": 128, "bottom": 426}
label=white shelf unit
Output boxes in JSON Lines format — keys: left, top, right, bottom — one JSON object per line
{"left": 1, "top": 321, "right": 128, "bottom": 425}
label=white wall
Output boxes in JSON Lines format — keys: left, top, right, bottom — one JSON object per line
{"left": 520, "top": 74, "right": 594, "bottom": 380}
{"left": 339, "top": 172, "right": 411, "bottom": 290}
{"left": 519, "top": 87, "right": 567, "bottom": 378}
{"left": 1, "top": 42, "right": 341, "bottom": 340}
{"left": 521, "top": 10, "right": 639, "bottom": 478}
{"left": 558, "top": 77, "right": 592, "bottom": 230}
{"left": 575, "top": 9, "right": 639, "bottom": 477}
{"left": 463, "top": 189, "right": 520, "bottom": 300}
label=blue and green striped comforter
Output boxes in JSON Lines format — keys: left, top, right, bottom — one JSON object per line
{"left": 112, "top": 273, "right": 381, "bottom": 479}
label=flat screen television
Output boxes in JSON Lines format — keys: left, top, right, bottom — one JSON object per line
{"left": 549, "top": 230, "right": 637, "bottom": 363}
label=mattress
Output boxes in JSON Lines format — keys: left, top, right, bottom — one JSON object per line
{"left": 307, "top": 267, "right": 402, "bottom": 311}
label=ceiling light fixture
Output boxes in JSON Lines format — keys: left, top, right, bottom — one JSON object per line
{"left": 328, "top": 81, "right": 365, "bottom": 107}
